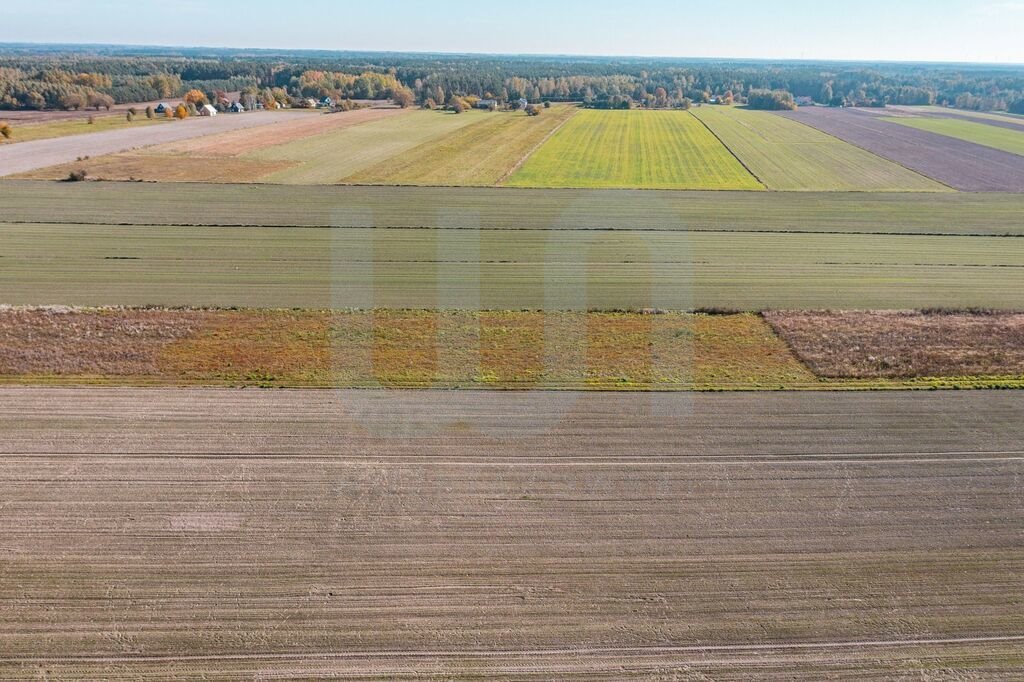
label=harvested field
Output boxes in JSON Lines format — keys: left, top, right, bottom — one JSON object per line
{"left": 248, "top": 109, "right": 491, "bottom": 184}
{"left": 0, "top": 111, "right": 313, "bottom": 177}
{"left": 507, "top": 109, "right": 763, "bottom": 190}
{"left": 886, "top": 116, "right": 1024, "bottom": 157}
{"left": 691, "top": 106, "right": 945, "bottom": 191}
{"left": 766, "top": 310, "right": 1024, "bottom": 379}
{"left": 348, "top": 106, "right": 578, "bottom": 186}
{"left": 14, "top": 153, "right": 294, "bottom": 183}
{"left": 778, "top": 107, "right": 1024, "bottom": 191}
{"left": 0, "top": 307, "right": 816, "bottom": 390}
{"left": 1, "top": 388, "right": 1022, "bottom": 678}
{"left": 4, "top": 181, "right": 1024, "bottom": 237}
{"left": 2, "top": 223, "right": 1023, "bottom": 310}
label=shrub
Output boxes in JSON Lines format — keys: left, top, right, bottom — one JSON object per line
{"left": 65, "top": 170, "right": 88, "bottom": 182}
{"left": 0, "top": 122, "right": 11, "bottom": 140}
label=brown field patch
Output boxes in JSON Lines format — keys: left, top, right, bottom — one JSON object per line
{"left": 0, "top": 306, "right": 201, "bottom": 375}
{"left": 0, "top": 307, "right": 816, "bottom": 389}
{"left": 152, "top": 107, "right": 407, "bottom": 157}
{"left": 15, "top": 153, "right": 295, "bottom": 182}
{"left": 766, "top": 309, "right": 1024, "bottom": 378}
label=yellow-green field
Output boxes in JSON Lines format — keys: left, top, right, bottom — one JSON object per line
{"left": 248, "top": 109, "right": 492, "bottom": 184}
{"left": 886, "top": 116, "right": 1024, "bottom": 157}
{"left": 347, "top": 105, "right": 578, "bottom": 186}
{"left": 692, "top": 106, "right": 947, "bottom": 191}
{"left": 0, "top": 113, "right": 171, "bottom": 145}
{"left": 506, "top": 109, "right": 763, "bottom": 190}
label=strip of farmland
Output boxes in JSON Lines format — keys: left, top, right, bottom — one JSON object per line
{"left": 885, "top": 105, "right": 1024, "bottom": 132}
{"left": 3, "top": 181, "right": 1024, "bottom": 236}
{"left": 2, "top": 223, "right": 1023, "bottom": 310}
{"left": 245, "top": 109, "right": 493, "bottom": 184}
{"left": 0, "top": 111, "right": 315, "bottom": 177}
{"left": 345, "top": 105, "right": 578, "bottom": 186}
{"left": 0, "top": 388, "right": 1022, "bottom": 678}
{"left": 691, "top": 106, "right": 946, "bottom": 191}
{"left": 885, "top": 116, "right": 1024, "bottom": 157}
{"left": 777, "top": 107, "right": 1024, "bottom": 191}
{"left": 506, "top": 109, "right": 764, "bottom": 190}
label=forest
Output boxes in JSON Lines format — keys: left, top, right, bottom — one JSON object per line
{"left": 2, "top": 44, "right": 1024, "bottom": 112}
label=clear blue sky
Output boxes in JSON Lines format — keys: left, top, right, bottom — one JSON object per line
{"left": 4, "top": 0, "right": 1024, "bottom": 64}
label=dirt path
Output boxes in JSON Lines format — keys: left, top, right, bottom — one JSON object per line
{"left": 0, "top": 389, "right": 1022, "bottom": 678}
{"left": 0, "top": 111, "right": 313, "bottom": 176}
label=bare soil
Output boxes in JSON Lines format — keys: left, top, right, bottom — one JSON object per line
{"left": 0, "top": 388, "right": 1021, "bottom": 678}
{"left": 766, "top": 309, "right": 1024, "bottom": 378}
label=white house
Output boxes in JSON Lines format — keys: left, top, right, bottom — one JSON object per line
{"left": 230, "top": 102, "right": 246, "bottom": 113}
{"left": 200, "top": 104, "right": 218, "bottom": 117}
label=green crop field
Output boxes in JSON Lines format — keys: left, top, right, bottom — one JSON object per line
{"left": 3, "top": 181, "right": 1024, "bottom": 236}
{"left": 246, "top": 109, "right": 490, "bottom": 184}
{"left": 886, "top": 116, "right": 1024, "bottom": 157}
{"left": 347, "top": 105, "right": 578, "bottom": 186}
{"left": 692, "top": 106, "right": 947, "bottom": 191}
{"left": 506, "top": 109, "right": 763, "bottom": 190}
{"left": 2, "top": 221, "right": 1022, "bottom": 310}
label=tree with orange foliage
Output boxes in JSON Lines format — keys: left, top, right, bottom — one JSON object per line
{"left": 175, "top": 104, "right": 189, "bottom": 119}
{"left": 183, "top": 89, "right": 207, "bottom": 105}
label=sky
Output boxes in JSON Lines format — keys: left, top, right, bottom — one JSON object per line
{"left": 4, "top": 0, "right": 1024, "bottom": 65}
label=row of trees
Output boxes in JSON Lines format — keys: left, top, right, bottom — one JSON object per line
{"left": 4, "top": 50, "right": 1024, "bottom": 113}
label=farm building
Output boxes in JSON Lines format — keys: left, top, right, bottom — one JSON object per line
{"left": 477, "top": 99, "right": 499, "bottom": 110}
{"left": 518, "top": 98, "right": 529, "bottom": 109}
{"left": 230, "top": 102, "right": 246, "bottom": 113}
{"left": 795, "top": 96, "right": 815, "bottom": 106}
{"left": 154, "top": 103, "right": 171, "bottom": 114}
{"left": 199, "top": 104, "right": 218, "bottom": 117}
{"left": 320, "top": 97, "right": 334, "bottom": 108}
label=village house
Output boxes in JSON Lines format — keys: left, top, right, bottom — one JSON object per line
{"left": 199, "top": 104, "right": 218, "bottom": 117}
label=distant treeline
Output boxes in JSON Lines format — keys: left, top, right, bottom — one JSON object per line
{"left": 2, "top": 46, "right": 1024, "bottom": 112}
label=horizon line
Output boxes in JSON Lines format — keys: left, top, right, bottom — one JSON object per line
{"left": 2, "top": 40, "right": 1023, "bottom": 69}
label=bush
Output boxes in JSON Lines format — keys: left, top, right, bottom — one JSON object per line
{"left": 0, "top": 122, "right": 11, "bottom": 140}
{"left": 65, "top": 170, "right": 88, "bottom": 182}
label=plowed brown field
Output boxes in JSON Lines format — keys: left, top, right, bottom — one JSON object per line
{"left": 0, "top": 389, "right": 1022, "bottom": 679}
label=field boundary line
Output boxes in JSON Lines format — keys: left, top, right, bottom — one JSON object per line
{"left": 688, "top": 109, "right": 767, "bottom": 190}
{"left": 5, "top": 635, "right": 1024, "bottom": 664}
{"left": 497, "top": 106, "right": 580, "bottom": 185}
